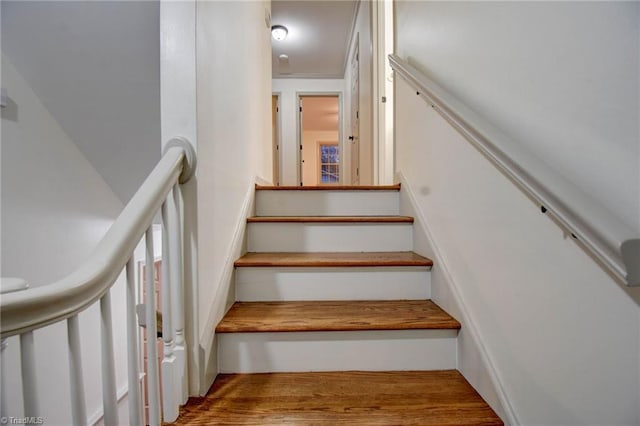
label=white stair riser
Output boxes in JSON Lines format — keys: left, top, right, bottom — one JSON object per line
{"left": 256, "top": 191, "right": 400, "bottom": 216}
{"left": 247, "top": 223, "right": 413, "bottom": 252}
{"left": 236, "top": 267, "right": 430, "bottom": 301}
{"left": 218, "top": 329, "right": 457, "bottom": 373}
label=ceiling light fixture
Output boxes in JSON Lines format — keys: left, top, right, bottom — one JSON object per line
{"left": 271, "top": 25, "right": 288, "bottom": 41}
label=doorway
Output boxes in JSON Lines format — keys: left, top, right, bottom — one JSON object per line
{"left": 297, "top": 94, "right": 342, "bottom": 186}
{"left": 272, "top": 94, "right": 281, "bottom": 186}
{"left": 350, "top": 41, "right": 360, "bottom": 185}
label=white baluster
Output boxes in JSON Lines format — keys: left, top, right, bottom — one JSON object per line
{"left": 171, "top": 184, "right": 188, "bottom": 403}
{"left": 161, "top": 199, "right": 178, "bottom": 421}
{"left": 67, "top": 315, "right": 87, "bottom": 426}
{"left": 145, "top": 227, "right": 161, "bottom": 426}
{"left": 126, "top": 257, "right": 143, "bottom": 426}
{"left": 100, "top": 291, "right": 118, "bottom": 426}
{"left": 20, "top": 331, "right": 39, "bottom": 417}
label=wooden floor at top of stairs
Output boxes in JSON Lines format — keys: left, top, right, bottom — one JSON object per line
{"left": 247, "top": 215, "right": 414, "bottom": 223}
{"left": 256, "top": 184, "right": 401, "bottom": 191}
{"left": 215, "top": 300, "right": 460, "bottom": 333}
{"left": 168, "top": 370, "right": 503, "bottom": 425}
{"left": 234, "top": 251, "right": 433, "bottom": 268}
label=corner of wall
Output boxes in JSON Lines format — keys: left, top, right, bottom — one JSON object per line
{"left": 197, "top": 178, "right": 257, "bottom": 395}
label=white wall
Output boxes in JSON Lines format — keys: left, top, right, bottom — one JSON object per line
{"left": 396, "top": 70, "right": 640, "bottom": 425}
{"left": 1, "top": 55, "right": 128, "bottom": 425}
{"left": 272, "top": 79, "right": 345, "bottom": 186}
{"left": 2, "top": 1, "right": 162, "bottom": 204}
{"left": 160, "top": 0, "right": 201, "bottom": 395}
{"left": 302, "top": 130, "right": 339, "bottom": 186}
{"left": 345, "top": 0, "right": 373, "bottom": 185}
{"left": 395, "top": 1, "right": 640, "bottom": 234}
{"left": 194, "top": 0, "right": 272, "bottom": 393}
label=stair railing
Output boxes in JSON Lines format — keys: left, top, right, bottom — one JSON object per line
{"left": 0, "top": 137, "right": 196, "bottom": 425}
{"left": 389, "top": 54, "right": 640, "bottom": 286}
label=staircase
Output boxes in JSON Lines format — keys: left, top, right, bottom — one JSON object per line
{"left": 173, "top": 184, "right": 502, "bottom": 425}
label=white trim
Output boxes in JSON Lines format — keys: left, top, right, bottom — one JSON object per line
{"left": 371, "top": 0, "right": 379, "bottom": 185}
{"left": 296, "top": 92, "right": 344, "bottom": 186}
{"left": 397, "top": 171, "right": 519, "bottom": 426}
{"left": 271, "top": 92, "right": 282, "bottom": 186}
{"left": 199, "top": 179, "right": 257, "bottom": 394}
{"left": 255, "top": 175, "right": 274, "bottom": 187}
{"left": 375, "top": 0, "right": 395, "bottom": 185}
{"left": 88, "top": 380, "right": 133, "bottom": 426}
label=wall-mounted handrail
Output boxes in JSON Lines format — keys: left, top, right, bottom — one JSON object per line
{"left": 389, "top": 54, "right": 640, "bottom": 286}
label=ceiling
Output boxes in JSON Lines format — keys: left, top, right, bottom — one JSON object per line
{"left": 1, "top": 1, "right": 161, "bottom": 204}
{"left": 272, "top": 0, "right": 358, "bottom": 78}
{"left": 301, "top": 96, "right": 340, "bottom": 132}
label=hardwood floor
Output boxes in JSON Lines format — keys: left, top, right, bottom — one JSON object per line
{"left": 180, "top": 185, "right": 503, "bottom": 425}
{"left": 234, "top": 252, "right": 434, "bottom": 268}
{"left": 247, "top": 216, "right": 414, "bottom": 223}
{"left": 216, "top": 300, "right": 461, "bottom": 333}
{"left": 169, "top": 370, "right": 503, "bottom": 425}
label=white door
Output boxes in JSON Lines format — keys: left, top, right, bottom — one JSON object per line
{"left": 350, "top": 44, "right": 360, "bottom": 185}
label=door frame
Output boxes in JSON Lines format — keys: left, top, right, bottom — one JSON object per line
{"left": 272, "top": 92, "right": 282, "bottom": 186}
{"left": 348, "top": 36, "right": 360, "bottom": 185}
{"left": 296, "top": 92, "right": 344, "bottom": 186}
{"left": 372, "top": 0, "right": 395, "bottom": 184}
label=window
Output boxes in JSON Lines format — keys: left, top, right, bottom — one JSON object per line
{"left": 318, "top": 143, "right": 339, "bottom": 184}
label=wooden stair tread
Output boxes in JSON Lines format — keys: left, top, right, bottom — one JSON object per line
{"left": 171, "top": 370, "right": 503, "bottom": 425}
{"left": 216, "top": 300, "right": 460, "bottom": 333}
{"left": 234, "top": 251, "right": 433, "bottom": 267}
{"left": 256, "top": 184, "right": 401, "bottom": 191}
{"left": 247, "top": 215, "right": 414, "bottom": 223}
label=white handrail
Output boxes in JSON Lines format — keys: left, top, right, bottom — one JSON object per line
{"left": 389, "top": 54, "right": 640, "bottom": 286}
{"left": 1, "top": 137, "right": 195, "bottom": 424}
{"left": 0, "top": 138, "right": 196, "bottom": 337}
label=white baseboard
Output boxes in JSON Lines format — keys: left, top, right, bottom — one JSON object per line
{"left": 88, "top": 381, "right": 130, "bottom": 426}
{"left": 397, "top": 170, "right": 519, "bottom": 426}
{"left": 255, "top": 175, "right": 273, "bottom": 186}
{"left": 197, "top": 178, "right": 257, "bottom": 395}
